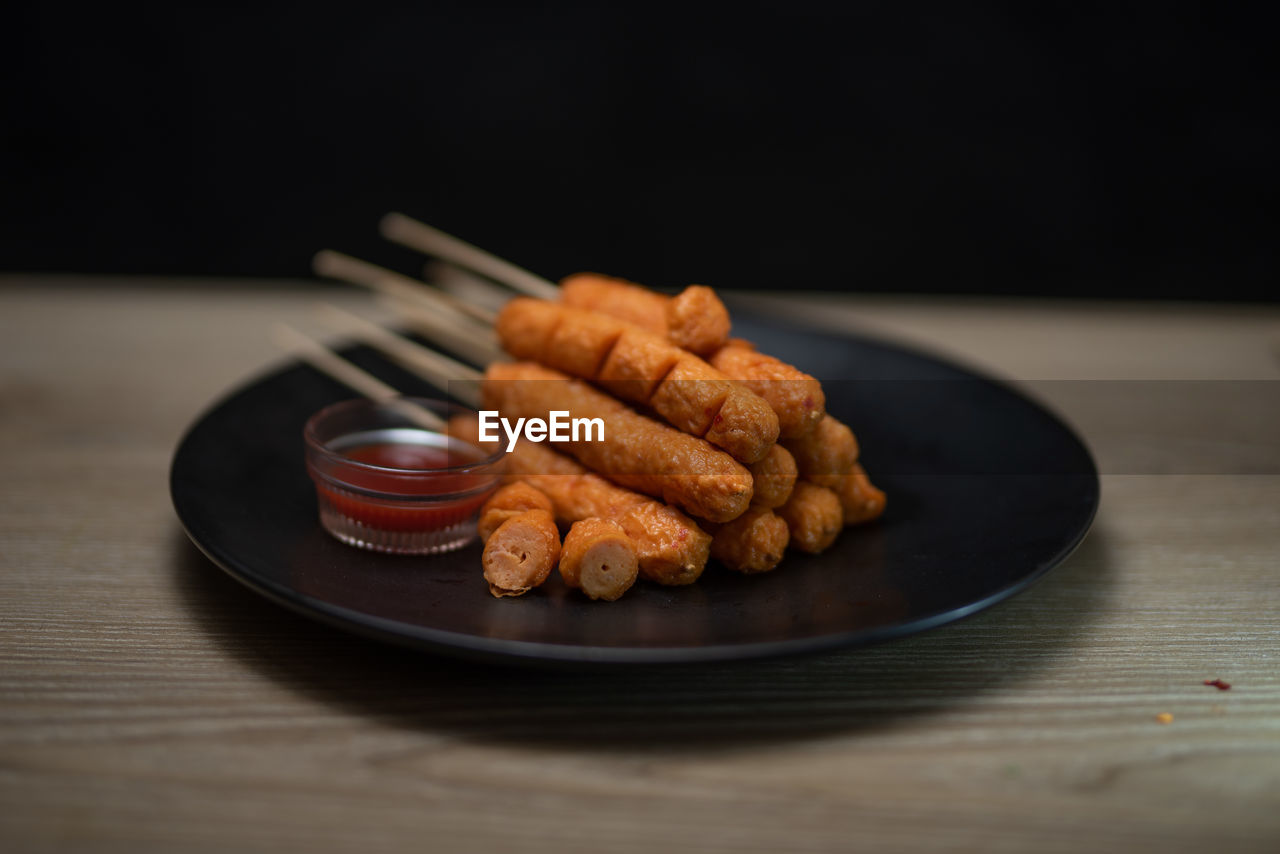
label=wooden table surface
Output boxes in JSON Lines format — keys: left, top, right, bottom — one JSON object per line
{"left": 2, "top": 278, "right": 1278, "bottom": 853}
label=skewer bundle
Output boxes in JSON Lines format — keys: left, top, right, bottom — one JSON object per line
{"left": 280, "top": 215, "right": 885, "bottom": 600}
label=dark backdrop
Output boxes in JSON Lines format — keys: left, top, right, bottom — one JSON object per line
{"left": 4, "top": 2, "right": 1275, "bottom": 299}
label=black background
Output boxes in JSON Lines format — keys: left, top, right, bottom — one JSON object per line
{"left": 4, "top": 2, "right": 1275, "bottom": 299}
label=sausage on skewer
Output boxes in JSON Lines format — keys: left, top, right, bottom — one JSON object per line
{"left": 495, "top": 299, "right": 778, "bottom": 464}
{"left": 811, "top": 463, "right": 887, "bottom": 526}
{"left": 560, "top": 273, "right": 731, "bottom": 356}
{"left": 481, "top": 361, "right": 754, "bottom": 523}
{"left": 373, "top": 221, "right": 834, "bottom": 445}
{"left": 477, "top": 481, "right": 555, "bottom": 542}
{"left": 704, "top": 508, "right": 790, "bottom": 574}
{"left": 708, "top": 339, "right": 826, "bottom": 439}
{"left": 746, "top": 444, "right": 798, "bottom": 510}
{"left": 776, "top": 481, "right": 844, "bottom": 554}
{"left": 379, "top": 215, "right": 733, "bottom": 355}
{"left": 782, "top": 415, "right": 859, "bottom": 478}
{"left": 555, "top": 279, "right": 825, "bottom": 439}
{"left": 559, "top": 518, "right": 639, "bottom": 601}
{"left": 482, "top": 509, "right": 561, "bottom": 597}
{"left": 496, "top": 428, "right": 785, "bottom": 578}
{"left": 448, "top": 414, "right": 712, "bottom": 585}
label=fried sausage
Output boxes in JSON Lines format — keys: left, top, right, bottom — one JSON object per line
{"left": 557, "top": 282, "right": 821, "bottom": 439}
{"left": 560, "top": 273, "right": 731, "bottom": 355}
{"left": 477, "top": 481, "right": 554, "bottom": 542}
{"left": 811, "top": 463, "right": 887, "bottom": 526}
{"left": 781, "top": 414, "right": 859, "bottom": 478}
{"left": 495, "top": 298, "right": 777, "bottom": 463}
{"left": 746, "top": 444, "right": 798, "bottom": 509}
{"left": 448, "top": 414, "right": 711, "bottom": 585}
{"left": 481, "top": 361, "right": 753, "bottom": 523}
{"left": 705, "top": 508, "right": 790, "bottom": 574}
{"left": 559, "top": 518, "right": 639, "bottom": 601}
{"left": 482, "top": 508, "right": 560, "bottom": 598}
{"left": 776, "top": 481, "right": 843, "bottom": 554}
{"left": 708, "top": 338, "right": 826, "bottom": 439}
{"left": 665, "top": 285, "right": 732, "bottom": 355}
{"left": 561, "top": 273, "right": 668, "bottom": 335}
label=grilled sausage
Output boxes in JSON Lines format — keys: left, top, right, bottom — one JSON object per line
{"left": 776, "top": 481, "right": 844, "bottom": 554}
{"left": 558, "top": 518, "right": 639, "bottom": 601}
{"left": 746, "top": 443, "right": 798, "bottom": 509}
{"left": 560, "top": 273, "right": 731, "bottom": 356}
{"left": 448, "top": 414, "right": 711, "bottom": 585}
{"left": 481, "top": 361, "right": 754, "bottom": 523}
{"left": 477, "top": 481, "right": 554, "bottom": 542}
{"left": 781, "top": 414, "right": 858, "bottom": 478}
{"left": 705, "top": 507, "right": 790, "bottom": 574}
{"left": 495, "top": 298, "right": 777, "bottom": 463}
{"left": 811, "top": 463, "right": 887, "bottom": 526}
{"left": 482, "top": 508, "right": 560, "bottom": 597}
{"left": 708, "top": 338, "right": 826, "bottom": 439}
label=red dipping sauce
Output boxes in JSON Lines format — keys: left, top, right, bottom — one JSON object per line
{"left": 304, "top": 399, "right": 504, "bottom": 555}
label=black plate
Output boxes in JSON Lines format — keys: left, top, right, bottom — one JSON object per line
{"left": 171, "top": 316, "right": 1098, "bottom": 666}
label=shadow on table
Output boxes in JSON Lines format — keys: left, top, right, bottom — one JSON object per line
{"left": 172, "top": 528, "right": 1114, "bottom": 751}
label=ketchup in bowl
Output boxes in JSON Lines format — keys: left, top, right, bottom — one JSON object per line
{"left": 304, "top": 399, "right": 503, "bottom": 554}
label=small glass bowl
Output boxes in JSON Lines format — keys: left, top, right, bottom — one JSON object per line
{"left": 303, "top": 398, "right": 504, "bottom": 555}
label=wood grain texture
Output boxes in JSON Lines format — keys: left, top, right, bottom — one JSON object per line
{"left": 1, "top": 278, "right": 1278, "bottom": 853}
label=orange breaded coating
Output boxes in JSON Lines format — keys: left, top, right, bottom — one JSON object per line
{"left": 747, "top": 444, "right": 798, "bottom": 509}
{"left": 482, "top": 362, "right": 754, "bottom": 523}
{"left": 706, "top": 507, "right": 790, "bottom": 574}
{"left": 482, "top": 509, "right": 560, "bottom": 598}
{"left": 495, "top": 298, "right": 777, "bottom": 463}
{"left": 595, "top": 326, "right": 681, "bottom": 402}
{"left": 665, "top": 285, "right": 731, "bottom": 355}
{"left": 776, "top": 482, "right": 843, "bottom": 554}
{"left": 544, "top": 302, "right": 625, "bottom": 379}
{"left": 781, "top": 414, "right": 859, "bottom": 478}
{"left": 811, "top": 463, "right": 887, "bottom": 526}
{"left": 561, "top": 273, "right": 669, "bottom": 337}
{"left": 646, "top": 358, "right": 733, "bottom": 437}
{"left": 605, "top": 500, "right": 707, "bottom": 585}
{"left": 448, "top": 414, "right": 711, "bottom": 585}
{"left": 710, "top": 339, "right": 825, "bottom": 439}
{"left": 702, "top": 383, "right": 779, "bottom": 467}
{"left": 492, "top": 296, "right": 561, "bottom": 359}
{"left": 560, "top": 274, "right": 731, "bottom": 356}
{"left": 559, "top": 518, "right": 639, "bottom": 601}
{"left": 478, "top": 481, "right": 554, "bottom": 542}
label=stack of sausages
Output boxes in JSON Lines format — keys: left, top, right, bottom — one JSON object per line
{"left": 459, "top": 272, "right": 886, "bottom": 600}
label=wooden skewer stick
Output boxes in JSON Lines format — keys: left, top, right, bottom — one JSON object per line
{"left": 380, "top": 212, "right": 562, "bottom": 301}
{"left": 385, "top": 269, "right": 520, "bottom": 335}
{"left": 270, "top": 323, "right": 446, "bottom": 432}
{"left": 377, "top": 295, "right": 505, "bottom": 368}
{"left": 313, "top": 249, "right": 498, "bottom": 326}
{"left": 314, "top": 303, "right": 483, "bottom": 409}
{"left": 304, "top": 316, "right": 470, "bottom": 408}
{"left": 424, "top": 259, "right": 516, "bottom": 314}
{"left": 310, "top": 250, "right": 500, "bottom": 367}
{"left": 363, "top": 340, "right": 458, "bottom": 405}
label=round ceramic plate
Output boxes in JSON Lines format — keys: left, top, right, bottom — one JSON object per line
{"left": 170, "top": 315, "right": 1098, "bottom": 666}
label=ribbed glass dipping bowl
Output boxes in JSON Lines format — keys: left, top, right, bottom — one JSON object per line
{"left": 303, "top": 398, "right": 504, "bottom": 555}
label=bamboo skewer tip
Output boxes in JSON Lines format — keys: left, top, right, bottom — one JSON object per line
{"left": 311, "top": 249, "right": 344, "bottom": 278}
{"left": 377, "top": 212, "right": 561, "bottom": 301}
{"left": 379, "top": 212, "right": 415, "bottom": 239}
{"left": 270, "top": 322, "right": 449, "bottom": 432}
